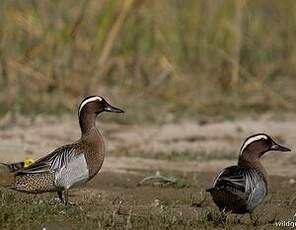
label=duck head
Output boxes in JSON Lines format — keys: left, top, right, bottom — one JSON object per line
{"left": 78, "top": 96, "right": 124, "bottom": 116}
{"left": 239, "top": 133, "right": 291, "bottom": 161}
{"left": 78, "top": 96, "right": 124, "bottom": 134}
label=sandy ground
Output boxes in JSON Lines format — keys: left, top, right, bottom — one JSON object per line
{"left": 0, "top": 114, "right": 295, "bottom": 178}
{"left": 1, "top": 114, "right": 296, "bottom": 229}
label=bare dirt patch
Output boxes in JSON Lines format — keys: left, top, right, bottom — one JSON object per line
{"left": 0, "top": 114, "right": 296, "bottom": 229}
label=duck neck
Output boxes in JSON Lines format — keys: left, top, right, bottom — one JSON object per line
{"left": 79, "top": 112, "right": 97, "bottom": 135}
{"left": 239, "top": 150, "right": 259, "bottom": 163}
{"left": 238, "top": 155, "right": 260, "bottom": 168}
{"left": 238, "top": 153, "right": 268, "bottom": 182}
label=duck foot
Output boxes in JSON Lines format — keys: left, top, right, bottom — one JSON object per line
{"left": 65, "top": 201, "right": 77, "bottom": 206}
{"left": 56, "top": 189, "right": 76, "bottom": 206}
{"left": 220, "top": 210, "right": 230, "bottom": 224}
{"left": 250, "top": 212, "right": 260, "bottom": 226}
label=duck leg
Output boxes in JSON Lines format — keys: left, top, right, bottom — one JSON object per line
{"left": 250, "top": 212, "right": 257, "bottom": 226}
{"left": 64, "top": 189, "right": 69, "bottom": 206}
{"left": 234, "top": 214, "right": 242, "bottom": 224}
{"left": 57, "top": 191, "right": 64, "bottom": 203}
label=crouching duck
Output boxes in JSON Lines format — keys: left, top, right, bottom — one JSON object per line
{"left": 4, "top": 96, "right": 123, "bottom": 205}
{"left": 207, "top": 133, "right": 291, "bottom": 219}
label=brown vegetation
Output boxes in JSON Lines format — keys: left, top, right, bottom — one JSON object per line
{"left": 0, "top": 0, "right": 295, "bottom": 122}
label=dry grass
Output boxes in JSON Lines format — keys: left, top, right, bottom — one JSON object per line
{"left": 0, "top": 170, "right": 295, "bottom": 229}
{"left": 0, "top": 0, "right": 296, "bottom": 122}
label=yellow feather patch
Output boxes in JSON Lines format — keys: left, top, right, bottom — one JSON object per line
{"left": 24, "top": 159, "right": 35, "bottom": 168}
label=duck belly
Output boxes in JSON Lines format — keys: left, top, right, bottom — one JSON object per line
{"left": 211, "top": 190, "right": 249, "bottom": 213}
{"left": 55, "top": 154, "right": 89, "bottom": 190}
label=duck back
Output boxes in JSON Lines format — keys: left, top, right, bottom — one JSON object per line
{"left": 208, "top": 166, "right": 267, "bottom": 213}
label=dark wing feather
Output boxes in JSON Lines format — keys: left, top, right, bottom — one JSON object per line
{"left": 211, "top": 166, "right": 254, "bottom": 194}
{"left": 16, "top": 143, "right": 80, "bottom": 175}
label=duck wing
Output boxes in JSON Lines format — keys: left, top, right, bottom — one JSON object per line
{"left": 210, "top": 166, "right": 257, "bottom": 195}
{"left": 15, "top": 143, "right": 81, "bottom": 175}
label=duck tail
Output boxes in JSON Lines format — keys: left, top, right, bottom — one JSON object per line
{"left": 0, "top": 162, "right": 12, "bottom": 171}
{"left": 206, "top": 187, "right": 215, "bottom": 193}
{"left": 0, "top": 161, "right": 25, "bottom": 172}
{"left": 0, "top": 163, "right": 15, "bottom": 188}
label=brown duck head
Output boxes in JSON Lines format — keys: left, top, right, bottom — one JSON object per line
{"left": 78, "top": 96, "right": 124, "bottom": 134}
{"left": 239, "top": 133, "right": 291, "bottom": 163}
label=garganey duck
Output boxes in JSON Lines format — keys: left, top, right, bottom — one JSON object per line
{"left": 6, "top": 96, "right": 123, "bottom": 205}
{"left": 207, "top": 133, "right": 290, "bottom": 217}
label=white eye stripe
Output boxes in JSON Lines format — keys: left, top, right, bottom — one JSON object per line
{"left": 240, "top": 134, "right": 268, "bottom": 154}
{"left": 78, "top": 96, "right": 102, "bottom": 115}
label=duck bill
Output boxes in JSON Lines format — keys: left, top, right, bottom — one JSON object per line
{"left": 271, "top": 142, "right": 291, "bottom": 152}
{"left": 104, "top": 104, "right": 124, "bottom": 113}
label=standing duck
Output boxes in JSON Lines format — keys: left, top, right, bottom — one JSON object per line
{"left": 207, "top": 133, "right": 290, "bottom": 217}
{"left": 5, "top": 96, "right": 123, "bottom": 205}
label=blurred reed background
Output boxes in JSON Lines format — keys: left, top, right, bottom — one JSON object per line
{"left": 0, "top": 0, "right": 295, "bottom": 123}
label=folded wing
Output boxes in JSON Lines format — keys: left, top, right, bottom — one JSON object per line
{"left": 212, "top": 166, "right": 258, "bottom": 195}
{"left": 15, "top": 144, "right": 80, "bottom": 175}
